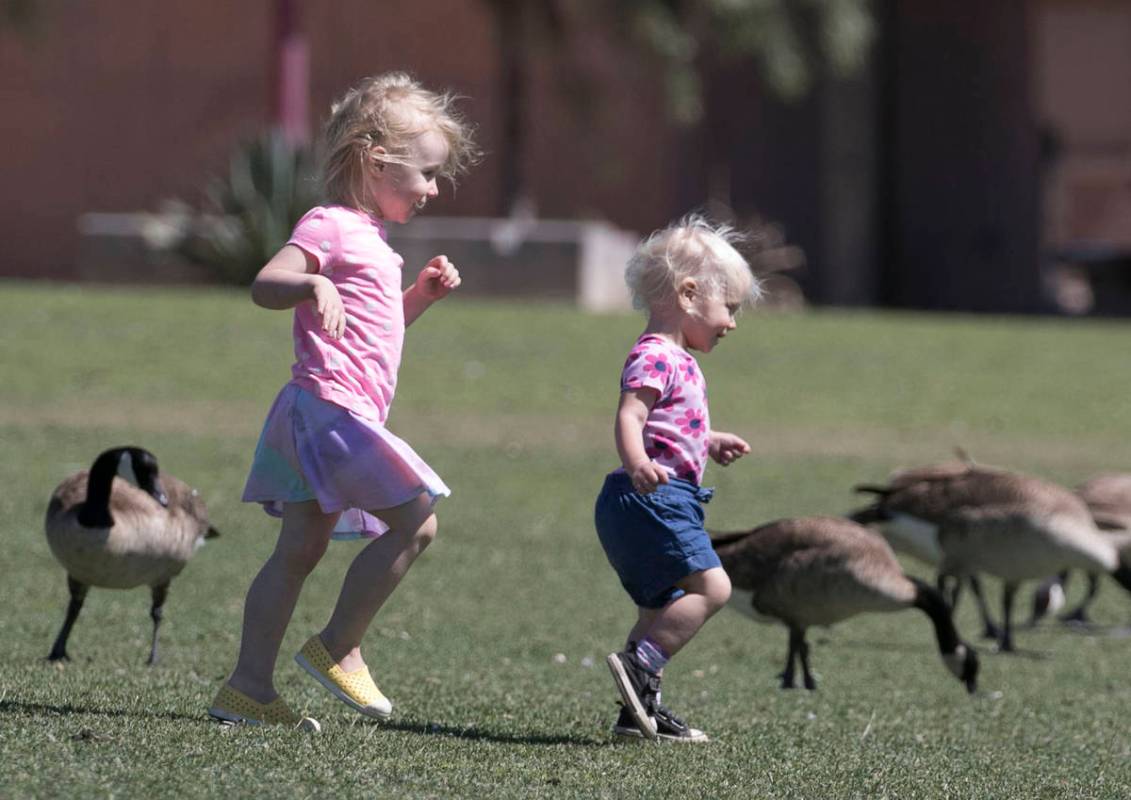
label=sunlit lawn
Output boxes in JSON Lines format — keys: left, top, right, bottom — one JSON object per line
{"left": 2, "top": 282, "right": 1130, "bottom": 798}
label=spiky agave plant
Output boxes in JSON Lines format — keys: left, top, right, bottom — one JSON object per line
{"left": 179, "top": 130, "right": 320, "bottom": 285}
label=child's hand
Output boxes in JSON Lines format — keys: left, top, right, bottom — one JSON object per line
{"left": 415, "top": 255, "right": 462, "bottom": 302}
{"left": 312, "top": 276, "right": 346, "bottom": 339}
{"left": 628, "top": 460, "right": 670, "bottom": 494}
{"left": 709, "top": 432, "right": 750, "bottom": 466}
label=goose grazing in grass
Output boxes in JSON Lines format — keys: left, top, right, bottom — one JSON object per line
{"left": 1030, "top": 472, "right": 1131, "bottom": 625}
{"left": 712, "top": 516, "right": 978, "bottom": 693}
{"left": 850, "top": 461, "right": 1131, "bottom": 651}
{"left": 44, "top": 446, "right": 219, "bottom": 665}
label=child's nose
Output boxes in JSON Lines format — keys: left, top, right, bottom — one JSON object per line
{"left": 427, "top": 179, "right": 439, "bottom": 198}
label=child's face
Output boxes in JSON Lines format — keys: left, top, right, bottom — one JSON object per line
{"left": 681, "top": 288, "right": 739, "bottom": 353}
{"left": 369, "top": 128, "right": 449, "bottom": 223}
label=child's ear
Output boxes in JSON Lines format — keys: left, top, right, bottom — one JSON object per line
{"left": 678, "top": 277, "right": 698, "bottom": 308}
{"left": 369, "top": 145, "right": 387, "bottom": 171}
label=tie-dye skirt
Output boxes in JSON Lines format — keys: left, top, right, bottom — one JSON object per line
{"left": 242, "top": 383, "right": 449, "bottom": 540}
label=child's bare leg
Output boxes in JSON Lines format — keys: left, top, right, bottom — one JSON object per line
{"left": 319, "top": 493, "right": 437, "bottom": 672}
{"left": 227, "top": 501, "right": 337, "bottom": 702}
{"left": 641, "top": 567, "right": 731, "bottom": 658}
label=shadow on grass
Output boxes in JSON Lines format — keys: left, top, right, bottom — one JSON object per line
{"left": 0, "top": 698, "right": 207, "bottom": 725}
{"left": 1, "top": 699, "right": 612, "bottom": 746}
{"left": 380, "top": 719, "right": 606, "bottom": 747}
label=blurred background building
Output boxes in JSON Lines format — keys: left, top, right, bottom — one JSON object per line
{"left": 1, "top": 0, "right": 1129, "bottom": 313}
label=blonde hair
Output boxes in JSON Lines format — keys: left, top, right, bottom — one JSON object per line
{"left": 625, "top": 215, "right": 763, "bottom": 313}
{"left": 322, "top": 72, "right": 480, "bottom": 214}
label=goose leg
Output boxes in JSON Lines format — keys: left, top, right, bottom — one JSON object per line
{"left": 937, "top": 573, "right": 961, "bottom": 610}
{"left": 147, "top": 583, "right": 169, "bottom": 666}
{"left": 967, "top": 576, "right": 1001, "bottom": 640}
{"left": 1059, "top": 573, "right": 1099, "bottom": 625}
{"left": 780, "top": 628, "right": 801, "bottom": 689}
{"left": 999, "top": 582, "right": 1018, "bottom": 652}
{"left": 48, "top": 576, "right": 89, "bottom": 662}
{"left": 796, "top": 630, "right": 817, "bottom": 690}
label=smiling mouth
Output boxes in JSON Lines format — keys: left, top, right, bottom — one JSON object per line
{"left": 414, "top": 199, "right": 428, "bottom": 210}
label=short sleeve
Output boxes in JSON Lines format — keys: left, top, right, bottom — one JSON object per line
{"left": 287, "top": 207, "right": 338, "bottom": 272}
{"left": 621, "top": 341, "right": 675, "bottom": 399}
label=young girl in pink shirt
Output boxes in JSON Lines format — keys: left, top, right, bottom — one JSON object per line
{"left": 210, "top": 72, "right": 479, "bottom": 727}
{"left": 597, "top": 216, "right": 762, "bottom": 742}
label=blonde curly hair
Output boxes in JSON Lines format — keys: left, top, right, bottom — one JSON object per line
{"left": 322, "top": 72, "right": 481, "bottom": 214}
{"left": 625, "top": 215, "right": 763, "bottom": 313}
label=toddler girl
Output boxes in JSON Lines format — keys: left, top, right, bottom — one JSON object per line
{"left": 596, "top": 216, "right": 762, "bottom": 742}
{"left": 209, "top": 72, "right": 479, "bottom": 727}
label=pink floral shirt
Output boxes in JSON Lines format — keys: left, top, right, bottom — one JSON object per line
{"left": 619, "top": 334, "right": 711, "bottom": 484}
{"left": 286, "top": 205, "right": 405, "bottom": 423}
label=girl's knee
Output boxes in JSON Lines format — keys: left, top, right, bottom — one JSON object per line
{"left": 414, "top": 513, "right": 438, "bottom": 549}
{"left": 274, "top": 537, "right": 328, "bottom": 576}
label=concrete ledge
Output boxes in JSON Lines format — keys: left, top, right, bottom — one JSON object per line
{"left": 76, "top": 212, "right": 639, "bottom": 311}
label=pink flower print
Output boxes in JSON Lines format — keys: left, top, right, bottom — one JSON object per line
{"left": 680, "top": 359, "right": 698, "bottom": 384}
{"left": 646, "top": 435, "right": 675, "bottom": 460}
{"left": 654, "top": 387, "right": 684, "bottom": 411}
{"left": 642, "top": 353, "right": 672, "bottom": 380}
{"left": 674, "top": 460, "right": 698, "bottom": 482}
{"left": 675, "top": 408, "right": 706, "bottom": 438}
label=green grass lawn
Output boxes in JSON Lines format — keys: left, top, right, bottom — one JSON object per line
{"left": 2, "top": 281, "right": 1131, "bottom": 798}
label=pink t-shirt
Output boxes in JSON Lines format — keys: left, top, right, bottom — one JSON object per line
{"left": 619, "top": 334, "right": 711, "bottom": 484}
{"left": 286, "top": 205, "right": 405, "bottom": 422}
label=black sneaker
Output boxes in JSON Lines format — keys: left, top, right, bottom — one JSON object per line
{"left": 612, "top": 703, "right": 709, "bottom": 743}
{"left": 606, "top": 651, "right": 658, "bottom": 739}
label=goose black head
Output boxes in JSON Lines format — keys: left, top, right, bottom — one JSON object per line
{"left": 76, "top": 446, "right": 167, "bottom": 528}
{"left": 123, "top": 447, "right": 169, "bottom": 508}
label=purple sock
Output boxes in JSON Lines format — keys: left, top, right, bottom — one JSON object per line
{"left": 634, "top": 636, "right": 670, "bottom": 674}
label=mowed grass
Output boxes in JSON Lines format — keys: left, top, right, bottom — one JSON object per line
{"left": 2, "top": 281, "right": 1131, "bottom": 798}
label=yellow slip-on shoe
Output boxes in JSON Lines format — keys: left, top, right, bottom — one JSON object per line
{"left": 295, "top": 634, "right": 393, "bottom": 720}
{"left": 208, "top": 683, "right": 320, "bottom": 731}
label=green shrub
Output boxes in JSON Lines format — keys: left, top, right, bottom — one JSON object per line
{"left": 178, "top": 130, "right": 320, "bottom": 285}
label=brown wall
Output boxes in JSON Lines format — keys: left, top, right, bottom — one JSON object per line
{"left": 0, "top": 1, "right": 678, "bottom": 280}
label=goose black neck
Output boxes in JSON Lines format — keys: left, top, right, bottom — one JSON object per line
{"left": 910, "top": 576, "right": 961, "bottom": 654}
{"left": 76, "top": 448, "right": 128, "bottom": 528}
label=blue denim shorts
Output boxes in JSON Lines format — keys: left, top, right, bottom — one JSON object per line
{"left": 594, "top": 472, "right": 722, "bottom": 609}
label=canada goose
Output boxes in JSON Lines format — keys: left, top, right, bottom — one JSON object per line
{"left": 1030, "top": 472, "right": 1131, "bottom": 625}
{"left": 712, "top": 516, "right": 978, "bottom": 693}
{"left": 44, "top": 446, "right": 219, "bottom": 664}
{"left": 849, "top": 461, "right": 1131, "bottom": 651}
{"left": 850, "top": 460, "right": 1002, "bottom": 640}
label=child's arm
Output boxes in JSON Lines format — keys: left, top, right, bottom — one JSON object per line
{"left": 616, "top": 388, "right": 670, "bottom": 494}
{"left": 404, "top": 255, "right": 461, "bottom": 327}
{"left": 708, "top": 430, "right": 751, "bottom": 467}
{"left": 250, "top": 245, "right": 346, "bottom": 339}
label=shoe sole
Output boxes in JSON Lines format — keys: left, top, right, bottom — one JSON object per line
{"left": 606, "top": 654, "right": 657, "bottom": 740}
{"left": 207, "top": 707, "right": 321, "bottom": 732}
{"left": 294, "top": 653, "right": 393, "bottom": 720}
{"left": 613, "top": 724, "right": 710, "bottom": 744}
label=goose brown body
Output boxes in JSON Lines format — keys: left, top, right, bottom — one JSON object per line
{"left": 713, "top": 516, "right": 978, "bottom": 692}
{"left": 1030, "top": 473, "right": 1131, "bottom": 625}
{"left": 46, "top": 471, "right": 211, "bottom": 589}
{"left": 1077, "top": 473, "right": 1131, "bottom": 532}
{"left": 865, "top": 462, "right": 1127, "bottom": 581}
{"left": 43, "top": 447, "right": 217, "bottom": 664}
{"left": 718, "top": 516, "right": 916, "bottom": 627}
{"left": 853, "top": 461, "right": 1131, "bottom": 650}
